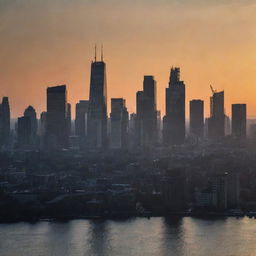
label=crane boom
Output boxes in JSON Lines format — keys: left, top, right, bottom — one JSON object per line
{"left": 210, "top": 85, "right": 216, "bottom": 94}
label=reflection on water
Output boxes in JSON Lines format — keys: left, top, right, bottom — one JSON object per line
{"left": 0, "top": 217, "right": 255, "bottom": 256}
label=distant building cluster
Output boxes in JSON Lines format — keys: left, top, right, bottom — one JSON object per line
{"left": 0, "top": 53, "right": 250, "bottom": 152}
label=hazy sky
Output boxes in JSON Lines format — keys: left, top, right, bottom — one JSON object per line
{"left": 1, "top": 0, "right": 256, "bottom": 118}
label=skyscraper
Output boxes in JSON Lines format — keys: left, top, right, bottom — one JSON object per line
{"left": 24, "top": 105, "right": 38, "bottom": 144}
{"left": 39, "top": 112, "right": 47, "bottom": 137}
{"left": 135, "top": 91, "right": 144, "bottom": 148}
{"left": 210, "top": 173, "right": 228, "bottom": 210}
{"left": 46, "top": 85, "right": 68, "bottom": 150}
{"left": 0, "top": 97, "right": 10, "bottom": 148}
{"left": 67, "top": 103, "right": 72, "bottom": 136}
{"left": 128, "top": 113, "right": 137, "bottom": 149}
{"left": 135, "top": 76, "right": 157, "bottom": 149}
{"left": 87, "top": 52, "right": 108, "bottom": 149}
{"left": 163, "top": 67, "right": 186, "bottom": 145}
{"left": 143, "top": 76, "right": 157, "bottom": 147}
{"left": 39, "top": 111, "right": 47, "bottom": 149}
{"left": 75, "top": 100, "right": 89, "bottom": 138}
{"left": 17, "top": 116, "right": 31, "bottom": 147}
{"left": 208, "top": 90, "right": 225, "bottom": 138}
{"left": 190, "top": 100, "right": 204, "bottom": 137}
{"left": 162, "top": 168, "right": 187, "bottom": 212}
{"left": 232, "top": 104, "right": 246, "bottom": 139}
{"left": 110, "top": 98, "right": 128, "bottom": 149}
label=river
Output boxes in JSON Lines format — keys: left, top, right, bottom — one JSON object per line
{"left": 0, "top": 217, "right": 255, "bottom": 256}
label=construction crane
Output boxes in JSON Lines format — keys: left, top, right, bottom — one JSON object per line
{"left": 210, "top": 85, "right": 217, "bottom": 94}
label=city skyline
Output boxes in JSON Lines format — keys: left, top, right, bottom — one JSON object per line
{"left": 2, "top": 2, "right": 256, "bottom": 256}
{"left": 1, "top": 0, "right": 256, "bottom": 118}
{"left": 0, "top": 53, "right": 253, "bottom": 120}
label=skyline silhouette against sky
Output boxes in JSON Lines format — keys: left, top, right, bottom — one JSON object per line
{"left": 0, "top": 0, "right": 256, "bottom": 118}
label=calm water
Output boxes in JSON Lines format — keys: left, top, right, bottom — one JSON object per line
{"left": 0, "top": 217, "right": 256, "bottom": 256}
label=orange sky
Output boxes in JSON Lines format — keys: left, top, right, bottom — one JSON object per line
{"left": 0, "top": 0, "right": 256, "bottom": 119}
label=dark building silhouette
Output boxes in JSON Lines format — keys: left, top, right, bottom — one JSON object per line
{"left": 209, "top": 173, "right": 228, "bottom": 210}
{"left": 0, "top": 97, "right": 10, "bottom": 148}
{"left": 162, "top": 168, "right": 187, "bottom": 212}
{"left": 135, "top": 76, "right": 157, "bottom": 148}
{"left": 209, "top": 172, "right": 240, "bottom": 210}
{"left": 75, "top": 100, "right": 89, "bottom": 138}
{"left": 156, "top": 110, "right": 162, "bottom": 144}
{"left": 128, "top": 113, "right": 137, "bottom": 149}
{"left": 190, "top": 100, "right": 204, "bottom": 137}
{"left": 39, "top": 111, "right": 47, "bottom": 149}
{"left": 39, "top": 112, "right": 47, "bottom": 137}
{"left": 232, "top": 104, "right": 246, "bottom": 139}
{"left": 208, "top": 90, "right": 225, "bottom": 138}
{"left": 87, "top": 55, "right": 108, "bottom": 149}
{"left": 24, "top": 105, "right": 38, "bottom": 145}
{"left": 225, "top": 114, "right": 231, "bottom": 136}
{"left": 163, "top": 67, "right": 185, "bottom": 146}
{"left": 110, "top": 98, "right": 128, "bottom": 149}
{"left": 17, "top": 116, "right": 31, "bottom": 147}
{"left": 227, "top": 172, "right": 240, "bottom": 208}
{"left": 67, "top": 103, "right": 72, "bottom": 136}
{"left": 46, "top": 85, "right": 69, "bottom": 150}
{"left": 136, "top": 91, "right": 144, "bottom": 148}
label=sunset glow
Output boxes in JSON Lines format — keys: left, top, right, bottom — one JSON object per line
{"left": 1, "top": 0, "right": 256, "bottom": 118}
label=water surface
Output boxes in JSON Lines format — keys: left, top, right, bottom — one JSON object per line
{"left": 0, "top": 217, "right": 255, "bottom": 256}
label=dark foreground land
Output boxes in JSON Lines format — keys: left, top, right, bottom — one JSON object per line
{"left": 1, "top": 141, "right": 256, "bottom": 222}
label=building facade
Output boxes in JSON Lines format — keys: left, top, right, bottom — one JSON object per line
{"left": 232, "top": 104, "right": 246, "bottom": 139}
{"left": 208, "top": 90, "right": 225, "bottom": 139}
{"left": 0, "top": 97, "right": 10, "bottom": 148}
{"left": 135, "top": 76, "right": 157, "bottom": 149}
{"left": 190, "top": 99, "right": 204, "bottom": 138}
{"left": 46, "top": 85, "right": 68, "bottom": 150}
{"left": 163, "top": 67, "right": 185, "bottom": 146}
{"left": 87, "top": 60, "right": 108, "bottom": 149}
{"left": 110, "top": 98, "right": 128, "bottom": 149}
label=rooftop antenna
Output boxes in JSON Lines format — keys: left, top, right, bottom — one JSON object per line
{"left": 101, "top": 44, "right": 104, "bottom": 61}
{"left": 94, "top": 44, "right": 97, "bottom": 62}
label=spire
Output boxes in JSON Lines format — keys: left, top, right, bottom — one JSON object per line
{"left": 94, "top": 44, "right": 97, "bottom": 62}
{"left": 101, "top": 44, "right": 104, "bottom": 61}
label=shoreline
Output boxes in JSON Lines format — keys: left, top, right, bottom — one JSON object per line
{"left": 0, "top": 212, "right": 250, "bottom": 224}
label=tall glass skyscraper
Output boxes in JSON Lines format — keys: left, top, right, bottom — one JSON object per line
{"left": 163, "top": 67, "right": 186, "bottom": 146}
{"left": 87, "top": 56, "right": 108, "bottom": 149}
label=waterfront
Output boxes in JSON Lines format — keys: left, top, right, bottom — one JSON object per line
{"left": 0, "top": 217, "right": 256, "bottom": 256}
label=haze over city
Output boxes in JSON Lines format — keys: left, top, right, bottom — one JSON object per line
{"left": 2, "top": 2, "right": 256, "bottom": 256}
{"left": 1, "top": 0, "right": 256, "bottom": 117}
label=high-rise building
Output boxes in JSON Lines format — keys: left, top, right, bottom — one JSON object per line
{"left": 135, "top": 91, "right": 144, "bottom": 148}
{"left": 24, "top": 105, "right": 38, "bottom": 144}
{"left": 225, "top": 114, "right": 231, "bottom": 136}
{"left": 67, "top": 103, "right": 72, "bottom": 136}
{"left": 162, "top": 168, "right": 187, "bottom": 212}
{"left": 208, "top": 90, "right": 225, "bottom": 138}
{"left": 17, "top": 116, "right": 31, "bottom": 147}
{"left": 39, "top": 112, "right": 47, "bottom": 137}
{"left": 210, "top": 173, "right": 228, "bottom": 210}
{"left": 227, "top": 173, "right": 240, "bottom": 208}
{"left": 128, "top": 113, "right": 137, "bottom": 149}
{"left": 75, "top": 100, "right": 89, "bottom": 138}
{"left": 232, "top": 104, "right": 246, "bottom": 139}
{"left": 163, "top": 67, "right": 185, "bottom": 145}
{"left": 0, "top": 97, "right": 10, "bottom": 148}
{"left": 87, "top": 54, "right": 108, "bottom": 149}
{"left": 190, "top": 100, "right": 204, "bottom": 138}
{"left": 46, "top": 85, "right": 68, "bottom": 150}
{"left": 135, "top": 76, "right": 157, "bottom": 148}
{"left": 110, "top": 98, "right": 128, "bottom": 149}
{"left": 156, "top": 110, "right": 162, "bottom": 144}
{"left": 39, "top": 111, "right": 47, "bottom": 149}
